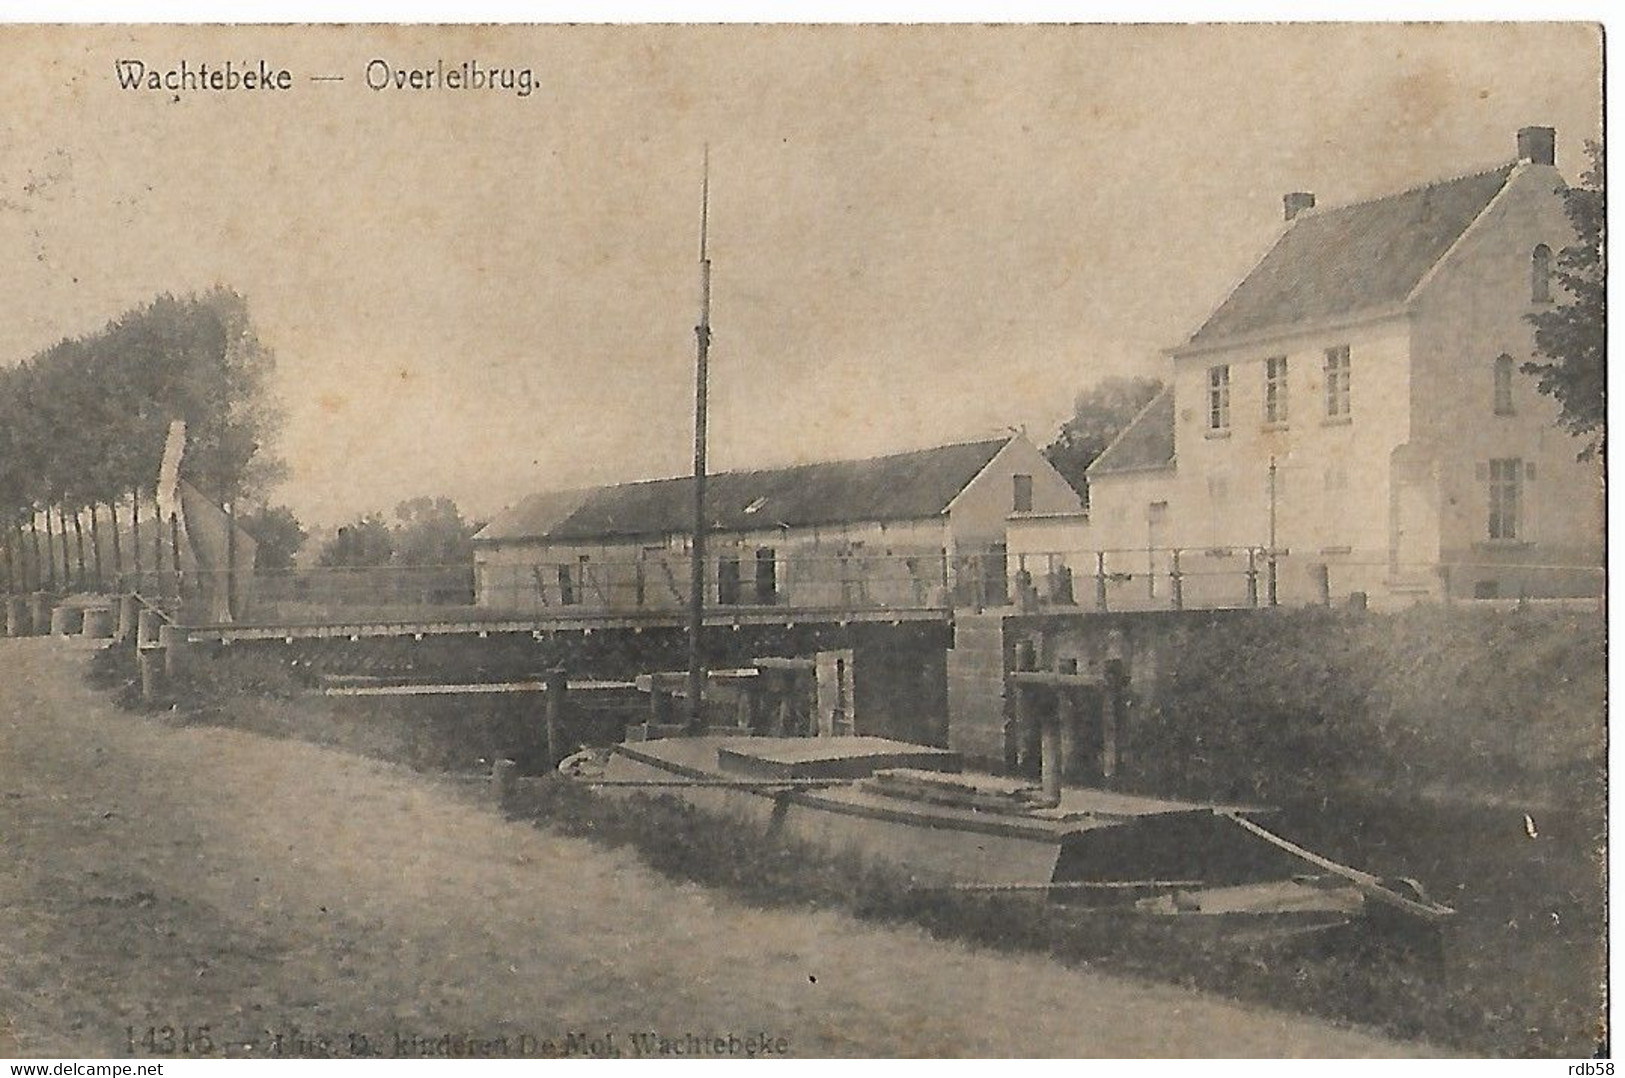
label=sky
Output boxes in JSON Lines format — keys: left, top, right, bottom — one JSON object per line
{"left": 0, "top": 23, "right": 1603, "bottom": 526}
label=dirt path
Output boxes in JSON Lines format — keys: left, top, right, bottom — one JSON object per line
{"left": 0, "top": 638, "right": 1438, "bottom": 1058}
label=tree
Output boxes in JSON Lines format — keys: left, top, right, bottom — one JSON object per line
{"left": 1524, "top": 140, "right": 1605, "bottom": 459}
{"left": 240, "top": 504, "right": 308, "bottom": 571}
{"left": 391, "top": 496, "right": 478, "bottom": 566}
{"left": 1044, "top": 375, "right": 1166, "bottom": 505}
{"left": 317, "top": 513, "right": 394, "bottom": 568}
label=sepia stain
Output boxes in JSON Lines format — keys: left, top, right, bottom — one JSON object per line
{"left": 318, "top": 393, "right": 347, "bottom": 414}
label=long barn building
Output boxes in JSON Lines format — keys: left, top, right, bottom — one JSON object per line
{"left": 472, "top": 433, "right": 1079, "bottom": 615}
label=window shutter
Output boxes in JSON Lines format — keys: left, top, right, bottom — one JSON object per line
{"left": 1475, "top": 462, "right": 1489, "bottom": 481}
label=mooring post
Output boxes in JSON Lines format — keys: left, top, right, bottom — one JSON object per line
{"left": 771, "top": 672, "right": 793, "bottom": 736}
{"left": 49, "top": 603, "right": 81, "bottom": 637}
{"left": 138, "top": 644, "right": 163, "bottom": 702}
{"left": 117, "top": 594, "right": 139, "bottom": 643}
{"left": 543, "top": 666, "right": 567, "bottom": 772}
{"left": 136, "top": 605, "right": 161, "bottom": 649}
{"left": 1054, "top": 680, "right": 1077, "bottom": 785}
{"left": 1102, "top": 656, "right": 1127, "bottom": 782}
{"left": 1008, "top": 674, "right": 1028, "bottom": 775}
{"left": 27, "top": 593, "right": 51, "bottom": 638}
{"left": 649, "top": 682, "right": 670, "bottom": 728}
{"left": 159, "top": 623, "right": 189, "bottom": 681}
{"left": 4, "top": 595, "right": 27, "bottom": 637}
{"left": 1039, "top": 701, "right": 1063, "bottom": 807}
{"left": 736, "top": 677, "right": 762, "bottom": 731}
{"left": 81, "top": 604, "right": 113, "bottom": 639}
{"left": 491, "top": 758, "right": 517, "bottom": 806}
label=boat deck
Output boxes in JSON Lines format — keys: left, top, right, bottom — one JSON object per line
{"left": 613, "top": 736, "right": 1254, "bottom": 837}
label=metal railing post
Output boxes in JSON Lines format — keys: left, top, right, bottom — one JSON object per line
{"left": 1245, "top": 548, "right": 1259, "bottom": 608}
{"left": 1170, "top": 549, "right": 1184, "bottom": 611}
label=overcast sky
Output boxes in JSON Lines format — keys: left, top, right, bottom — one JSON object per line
{"left": 0, "top": 23, "right": 1602, "bottom": 526}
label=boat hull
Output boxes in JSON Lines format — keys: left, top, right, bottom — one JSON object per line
{"left": 600, "top": 741, "right": 1066, "bottom": 886}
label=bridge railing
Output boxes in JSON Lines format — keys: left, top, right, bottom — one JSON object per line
{"left": 1005, "top": 546, "right": 1606, "bottom": 613}
{"left": 111, "top": 545, "right": 1604, "bottom": 627}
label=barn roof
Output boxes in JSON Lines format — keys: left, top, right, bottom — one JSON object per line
{"left": 475, "top": 437, "right": 1012, "bottom": 543}
{"left": 1087, "top": 388, "right": 1175, "bottom": 477}
{"left": 1184, "top": 163, "right": 1516, "bottom": 348}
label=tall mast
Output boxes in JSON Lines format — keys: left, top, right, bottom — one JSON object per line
{"left": 686, "top": 145, "right": 712, "bottom": 733}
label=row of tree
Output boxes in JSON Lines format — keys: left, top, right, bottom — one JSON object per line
{"left": 315, "top": 497, "right": 484, "bottom": 569}
{"left": 0, "top": 287, "right": 284, "bottom": 594}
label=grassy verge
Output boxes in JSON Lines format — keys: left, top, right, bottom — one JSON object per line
{"left": 86, "top": 643, "right": 1606, "bottom": 1057}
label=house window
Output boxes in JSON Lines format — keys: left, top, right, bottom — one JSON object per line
{"left": 1263, "top": 356, "right": 1289, "bottom": 424}
{"left": 1493, "top": 354, "right": 1516, "bottom": 416}
{"left": 1207, "top": 365, "right": 1231, "bottom": 431}
{"left": 1531, "top": 244, "right": 1553, "bottom": 303}
{"left": 1012, "top": 473, "right": 1034, "bottom": 513}
{"left": 717, "top": 554, "right": 742, "bottom": 605}
{"left": 754, "top": 547, "right": 778, "bottom": 604}
{"left": 1324, "top": 346, "right": 1351, "bottom": 418}
{"left": 1487, "top": 458, "right": 1522, "bottom": 540}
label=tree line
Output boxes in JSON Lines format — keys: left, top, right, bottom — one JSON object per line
{"left": 0, "top": 287, "right": 283, "bottom": 594}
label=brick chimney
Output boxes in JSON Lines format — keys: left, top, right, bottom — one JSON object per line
{"left": 1517, "top": 126, "right": 1556, "bottom": 166}
{"left": 1283, "top": 191, "right": 1316, "bottom": 221}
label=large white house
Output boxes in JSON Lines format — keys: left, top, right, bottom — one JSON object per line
{"left": 1012, "top": 125, "right": 1604, "bottom": 607}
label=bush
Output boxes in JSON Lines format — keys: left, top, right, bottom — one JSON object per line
{"left": 1126, "top": 605, "right": 1605, "bottom": 808}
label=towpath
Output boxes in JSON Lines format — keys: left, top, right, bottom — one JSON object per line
{"left": 0, "top": 637, "right": 1438, "bottom": 1058}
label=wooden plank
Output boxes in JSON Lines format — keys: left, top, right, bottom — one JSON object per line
{"left": 1008, "top": 670, "right": 1104, "bottom": 688}
{"left": 1224, "top": 812, "right": 1454, "bottom": 923}
{"left": 584, "top": 778, "right": 854, "bottom": 790}
{"left": 754, "top": 656, "right": 818, "bottom": 671}
{"left": 322, "top": 680, "right": 634, "bottom": 696}
{"left": 920, "top": 879, "right": 1205, "bottom": 893}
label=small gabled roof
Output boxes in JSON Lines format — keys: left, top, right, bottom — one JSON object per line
{"left": 475, "top": 437, "right": 1013, "bottom": 544}
{"left": 1184, "top": 163, "right": 1517, "bottom": 348}
{"left": 1087, "top": 388, "right": 1175, "bottom": 478}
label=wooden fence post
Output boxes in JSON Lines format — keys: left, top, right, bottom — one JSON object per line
{"left": 544, "top": 667, "right": 568, "bottom": 772}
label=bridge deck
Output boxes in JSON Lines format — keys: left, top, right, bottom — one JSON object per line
{"left": 181, "top": 604, "right": 951, "bottom": 644}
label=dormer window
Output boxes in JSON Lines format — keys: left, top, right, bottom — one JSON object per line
{"left": 1531, "top": 244, "right": 1553, "bottom": 303}
{"left": 1493, "top": 354, "right": 1516, "bottom": 416}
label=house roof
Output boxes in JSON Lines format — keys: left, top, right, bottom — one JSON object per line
{"left": 475, "top": 437, "right": 1012, "bottom": 544}
{"left": 1087, "top": 388, "right": 1175, "bottom": 477}
{"left": 1184, "top": 163, "right": 1516, "bottom": 348}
